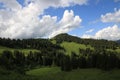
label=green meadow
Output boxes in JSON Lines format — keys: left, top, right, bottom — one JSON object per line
{"left": 0, "top": 46, "right": 39, "bottom": 55}
{"left": 0, "top": 67, "right": 120, "bottom": 80}
{"left": 26, "top": 67, "right": 120, "bottom": 80}
{"left": 60, "top": 42, "right": 94, "bottom": 55}
{"left": 0, "top": 37, "right": 120, "bottom": 80}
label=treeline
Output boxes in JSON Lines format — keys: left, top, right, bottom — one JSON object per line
{"left": 0, "top": 33, "right": 119, "bottom": 51}
{"left": 61, "top": 49, "right": 120, "bottom": 71}
{"left": 0, "top": 34, "right": 120, "bottom": 74}
{"left": 0, "top": 50, "right": 56, "bottom": 74}
{"left": 54, "top": 33, "right": 119, "bottom": 50}
{"left": 0, "top": 48, "right": 120, "bottom": 74}
{"left": 0, "top": 38, "right": 63, "bottom": 50}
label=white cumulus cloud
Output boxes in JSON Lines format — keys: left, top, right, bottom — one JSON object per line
{"left": 94, "top": 25, "right": 120, "bottom": 40}
{"left": 0, "top": 0, "right": 87, "bottom": 38}
{"left": 101, "top": 9, "right": 120, "bottom": 23}
{"left": 49, "top": 10, "right": 82, "bottom": 38}
{"left": 114, "top": 0, "right": 120, "bottom": 2}
{"left": 85, "top": 29, "right": 94, "bottom": 33}
{"left": 82, "top": 25, "right": 120, "bottom": 40}
{"left": 82, "top": 34, "right": 93, "bottom": 39}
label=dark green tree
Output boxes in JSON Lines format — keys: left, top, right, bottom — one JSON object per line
{"left": 61, "top": 55, "right": 72, "bottom": 71}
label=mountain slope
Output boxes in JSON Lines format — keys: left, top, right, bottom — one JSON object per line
{"left": 53, "top": 33, "right": 119, "bottom": 50}
{"left": 60, "top": 42, "right": 94, "bottom": 55}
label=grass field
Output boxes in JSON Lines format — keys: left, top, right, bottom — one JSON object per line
{"left": 27, "top": 67, "right": 61, "bottom": 76}
{"left": 0, "top": 67, "right": 120, "bottom": 80}
{"left": 51, "top": 40, "right": 57, "bottom": 44}
{"left": 26, "top": 67, "right": 120, "bottom": 80}
{"left": 0, "top": 46, "right": 39, "bottom": 55}
{"left": 60, "top": 42, "right": 94, "bottom": 55}
{"left": 116, "top": 49, "right": 120, "bottom": 53}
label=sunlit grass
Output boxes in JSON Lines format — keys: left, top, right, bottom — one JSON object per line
{"left": 26, "top": 67, "right": 120, "bottom": 80}
{"left": 60, "top": 42, "right": 94, "bottom": 55}
{"left": 0, "top": 46, "right": 39, "bottom": 55}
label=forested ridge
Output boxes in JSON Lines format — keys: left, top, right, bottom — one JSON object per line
{"left": 54, "top": 33, "right": 119, "bottom": 50}
{"left": 0, "top": 33, "right": 119, "bottom": 50}
{"left": 0, "top": 33, "right": 120, "bottom": 75}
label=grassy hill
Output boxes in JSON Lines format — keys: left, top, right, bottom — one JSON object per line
{"left": 51, "top": 33, "right": 120, "bottom": 55}
{"left": 26, "top": 67, "right": 120, "bottom": 80}
{"left": 0, "top": 33, "right": 120, "bottom": 80}
{"left": 0, "top": 46, "right": 39, "bottom": 55}
{"left": 0, "top": 67, "right": 120, "bottom": 80}
{"left": 60, "top": 42, "right": 94, "bottom": 55}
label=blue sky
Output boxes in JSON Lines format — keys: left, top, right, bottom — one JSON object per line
{"left": 44, "top": 0, "right": 120, "bottom": 37}
{"left": 0, "top": 0, "right": 120, "bottom": 40}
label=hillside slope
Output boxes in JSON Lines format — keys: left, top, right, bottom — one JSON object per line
{"left": 0, "top": 46, "right": 39, "bottom": 55}
{"left": 52, "top": 33, "right": 120, "bottom": 54}
{"left": 53, "top": 33, "right": 119, "bottom": 49}
{"left": 60, "top": 42, "right": 94, "bottom": 55}
{"left": 26, "top": 67, "right": 120, "bottom": 80}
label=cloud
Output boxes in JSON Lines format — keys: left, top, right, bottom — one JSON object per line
{"left": 101, "top": 9, "right": 120, "bottom": 23}
{"left": 84, "top": 8, "right": 120, "bottom": 40}
{"left": 0, "top": 0, "right": 22, "bottom": 11}
{"left": 60, "top": 0, "right": 88, "bottom": 6}
{"left": 82, "top": 34, "right": 93, "bottom": 39}
{"left": 94, "top": 25, "right": 120, "bottom": 40}
{"left": 24, "top": 0, "right": 88, "bottom": 7}
{"left": 85, "top": 29, "right": 94, "bottom": 33}
{"left": 82, "top": 25, "right": 120, "bottom": 40}
{"left": 95, "top": 0, "right": 100, "bottom": 5}
{"left": 114, "top": 0, "right": 120, "bottom": 2}
{"left": 49, "top": 10, "right": 82, "bottom": 38}
{"left": 0, "top": 0, "right": 87, "bottom": 38}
